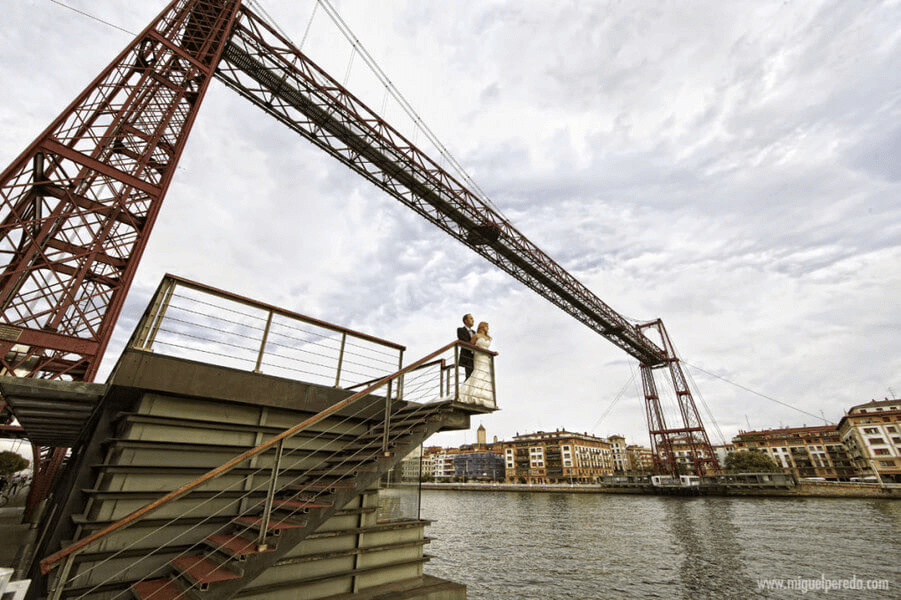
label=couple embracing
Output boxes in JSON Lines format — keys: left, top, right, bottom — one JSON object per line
{"left": 455, "top": 313, "right": 494, "bottom": 408}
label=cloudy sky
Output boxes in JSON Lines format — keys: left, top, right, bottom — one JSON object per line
{"left": 1, "top": 0, "right": 899, "bottom": 449}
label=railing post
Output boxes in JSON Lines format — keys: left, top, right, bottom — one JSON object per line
{"left": 453, "top": 344, "right": 460, "bottom": 402}
{"left": 396, "top": 349, "right": 404, "bottom": 401}
{"left": 489, "top": 354, "right": 497, "bottom": 407}
{"left": 334, "top": 332, "right": 347, "bottom": 387}
{"left": 382, "top": 380, "right": 393, "bottom": 456}
{"left": 134, "top": 278, "right": 176, "bottom": 351}
{"left": 254, "top": 310, "right": 274, "bottom": 374}
{"left": 257, "top": 438, "right": 284, "bottom": 551}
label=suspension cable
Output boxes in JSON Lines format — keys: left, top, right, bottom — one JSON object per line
{"left": 683, "top": 360, "right": 831, "bottom": 425}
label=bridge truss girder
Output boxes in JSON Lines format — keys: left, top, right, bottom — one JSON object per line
{"left": 216, "top": 5, "right": 667, "bottom": 368}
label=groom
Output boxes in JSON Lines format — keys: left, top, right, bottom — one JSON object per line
{"left": 457, "top": 313, "right": 475, "bottom": 379}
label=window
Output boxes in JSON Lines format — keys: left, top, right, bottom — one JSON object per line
{"left": 880, "top": 460, "right": 894, "bottom": 467}
{"left": 868, "top": 438, "right": 886, "bottom": 446}
{"left": 887, "top": 426, "right": 898, "bottom": 433}
{"left": 863, "top": 428, "right": 878, "bottom": 434}
{"left": 873, "top": 449, "right": 890, "bottom": 456}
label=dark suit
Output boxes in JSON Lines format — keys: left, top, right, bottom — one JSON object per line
{"left": 457, "top": 326, "right": 475, "bottom": 378}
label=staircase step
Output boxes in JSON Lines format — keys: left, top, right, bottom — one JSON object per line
{"left": 286, "top": 484, "right": 354, "bottom": 492}
{"left": 272, "top": 499, "right": 332, "bottom": 511}
{"left": 361, "top": 427, "right": 425, "bottom": 439}
{"left": 205, "top": 534, "right": 275, "bottom": 559}
{"left": 325, "top": 451, "right": 382, "bottom": 462}
{"left": 132, "top": 578, "right": 185, "bottom": 600}
{"left": 305, "top": 464, "right": 377, "bottom": 474}
{"left": 233, "top": 515, "right": 306, "bottom": 533}
{"left": 172, "top": 555, "right": 240, "bottom": 587}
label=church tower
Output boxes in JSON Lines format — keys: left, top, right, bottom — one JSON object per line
{"left": 477, "top": 423, "right": 487, "bottom": 446}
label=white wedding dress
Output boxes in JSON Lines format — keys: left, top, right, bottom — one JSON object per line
{"left": 458, "top": 337, "right": 494, "bottom": 408}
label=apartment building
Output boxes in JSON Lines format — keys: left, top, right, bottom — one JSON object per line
{"left": 607, "top": 435, "right": 628, "bottom": 472}
{"left": 626, "top": 444, "right": 654, "bottom": 473}
{"left": 838, "top": 398, "right": 901, "bottom": 483}
{"left": 501, "top": 430, "right": 613, "bottom": 484}
{"left": 453, "top": 451, "right": 505, "bottom": 481}
{"left": 732, "top": 425, "right": 855, "bottom": 480}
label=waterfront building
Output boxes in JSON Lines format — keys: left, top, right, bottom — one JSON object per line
{"left": 838, "top": 398, "right": 901, "bottom": 483}
{"left": 713, "top": 443, "right": 735, "bottom": 467}
{"left": 401, "top": 448, "right": 424, "bottom": 481}
{"left": 607, "top": 434, "right": 628, "bottom": 472}
{"left": 732, "top": 425, "right": 855, "bottom": 480}
{"left": 669, "top": 435, "right": 717, "bottom": 473}
{"left": 429, "top": 449, "right": 459, "bottom": 481}
{"left": 626, "top": 444, "right": 654, "bottom": 473}
{"left": 453, "top": 451, "right": 505, "bottom": 481}
{"left": 420, "top": 452, "right": 434, "bottom": 481}
{"left": 501, "top": 429, "right": 613, "bottom": 484}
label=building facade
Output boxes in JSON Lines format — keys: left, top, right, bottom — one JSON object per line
{"left": 453, "top": 451, "right": 505, "bottom": 481}
{"left": 838, "top": 398, "right": 901, "bottom": 483}
{"left": 732, "top": 425, "right": 855, "bottom": 480}
{"left": 626, "top": 444, "right": 654, "bottom": 473}
{"left": 607, "top": 435, "right": 628, "bottom": 472}
{"left": 502, "top": 430, "right": 613, "bottom": 484}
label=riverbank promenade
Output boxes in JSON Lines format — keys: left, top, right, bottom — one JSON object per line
{"left": 422, "top": 480, "right": 901, "bottom": 499}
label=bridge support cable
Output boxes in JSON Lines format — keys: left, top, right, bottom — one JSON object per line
{"left": 215, "top": 5, "right": 667, "bottom": 368}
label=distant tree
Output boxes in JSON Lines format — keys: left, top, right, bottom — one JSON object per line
{"left": 724, "top": 450, "right": 780, "bottom": 473}
{"left": 0, "top": 451, "right": 28, "bottom": 477}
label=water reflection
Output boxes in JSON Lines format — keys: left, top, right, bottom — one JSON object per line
{"left": 665, "top": 498, "right": 761, "bottom": 599}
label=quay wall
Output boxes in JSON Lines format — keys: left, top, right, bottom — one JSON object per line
{"left": 420, "top": 482, "right": 901, "bottom": 499}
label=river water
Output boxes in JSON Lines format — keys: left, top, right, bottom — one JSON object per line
{"left": 420, "top": 489, "right": 900, "bottom": 599}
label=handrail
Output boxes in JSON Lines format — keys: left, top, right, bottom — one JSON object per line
{"left": 40, "top": 338, "right": 469, "bottom": 574}
{"left": 124, "top": 274, "right": 406, "bottom": 389}
{"left": 344, "top": 343, "right": 497, "bottom": 391}
{"left": 152, "top": 274, "right": 406, "bottom": 351}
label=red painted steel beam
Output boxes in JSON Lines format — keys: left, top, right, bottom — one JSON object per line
{"left": 0, "top": 0, "right": 244, "bottom": 382}
{"left": 215, "top": 5, "right": 668, "bottom": 368}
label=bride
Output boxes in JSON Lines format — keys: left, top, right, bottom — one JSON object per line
{"left": 458, "top": 321, "right": 495, "bottom": 408}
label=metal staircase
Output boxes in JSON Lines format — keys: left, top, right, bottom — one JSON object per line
{"left": 124, "top": 402, "right": 458, "bottom": 600}
{"left": 30, "top": 276, "right": 496, "bottom": 600}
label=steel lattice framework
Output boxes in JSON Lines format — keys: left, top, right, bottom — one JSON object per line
{"left": 639, "top": 319, "right": 720, "bottom": 477}
{"left": 0, "top": 0, "right": 242, "bottom": 381}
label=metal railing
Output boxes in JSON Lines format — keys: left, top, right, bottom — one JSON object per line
{"left": 129, "top": 274, "right": 406, "bottom": 389}
{"left": 40, "top": 338, "right": 497, "bottom": 600}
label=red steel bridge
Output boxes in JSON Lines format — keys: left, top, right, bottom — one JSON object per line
{"left": 0, "top": 0, "right": 719, "bottom": 499}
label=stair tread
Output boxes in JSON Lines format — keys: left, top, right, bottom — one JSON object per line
{"left": 287, "top": 484, "right": 354, "bottom": 491}
{"left": 172, "top": 555, "right": 240, "bottom": 583}
{"left": 132, "top": 578, "right": 184, "bottom": 600}
{"left": 234, "top": 515, "right": 305, "bottom": 531}
{"left": 305, "top": 466, "right": 377, "bottom": 474}
{"left": 206, "top": 534, "right": 274, "bottom": 555}
{"left": 272, "top": 499, "right": 331, "bottom": 509}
